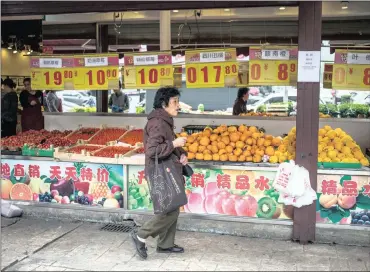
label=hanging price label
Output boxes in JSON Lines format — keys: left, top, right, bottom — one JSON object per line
{"left": 333, "top": 64, "right": 370, "bottom": 90}
{"left": 323, "top": 64, "right": 333, "bottom": 89}
{"left": 249, "top": 46, "right": 297, "bottom": 86}
{"left": 30, "top": 56, "right": 75, "bottom": 90}
{"left": 73, "top": 54, "right": 119, "bottom": 90}
{"left": 332, "top": 50, "right": 370, "bottom": 90}
{"left": 185, "top": 49, "right": 237, "bottom": 88}
{"left": 123, "top": 52, "right": 173, "bottom": 89}
{"left": 249, "top": 60, "right": 294, "bottom": 86}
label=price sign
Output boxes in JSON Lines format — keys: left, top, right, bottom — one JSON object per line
{"left": 30, "top": 56, "right": 75, "bottom": 90}
{"left": 123, "top": 52, "right": 173, "bottom": 89}
{"left": 332, "top": 50, "right": 370, "bottom": 90}
{"left": 73, "top": 54, "right": 119, "bottom": 90}
{"left": 249, "top": 46, "right": 297, "bottom": 86}
{"left": 185, "top": 49, "right": 237, "bottom": 88}
{"left": 323, "top": 64, "right": 333, "bottom": 89}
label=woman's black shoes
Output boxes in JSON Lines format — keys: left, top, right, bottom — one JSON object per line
{"left": 157, "top": 244, "right": 184, "bottom": 253}
{"left": 131, "top": 231, "right": 148, "bottom": 259}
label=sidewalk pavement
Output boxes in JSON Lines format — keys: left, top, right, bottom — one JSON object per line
{"left": 1, "top": 218, "right": 369, "bottom": 271}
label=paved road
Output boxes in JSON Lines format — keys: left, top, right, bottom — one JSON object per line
{"left": 1, "top": 218, "right": 369, "bottom": 271}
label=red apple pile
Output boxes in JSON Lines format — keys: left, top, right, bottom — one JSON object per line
{"left": 67, "top": 145, "right": 103, "bottom": 154}
{"left": 120, "top": 129, "right": 144, "bottom": 146}
{"left": 89, "top": 128, "right": 127, "bottom": 145}
{"left": 67, "top": 127, "right": 100, "bottom": 143}
{"left": 93, "top": 146, "right": 133, "bottom": 158}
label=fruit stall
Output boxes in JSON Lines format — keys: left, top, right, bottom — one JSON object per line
{"left": 1, "top": 118, "right": 369, "bottom": 227}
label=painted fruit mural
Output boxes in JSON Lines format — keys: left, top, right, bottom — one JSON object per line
{"left": 128, "top": 165, "right": 293, "bottom": 220}
{"left": 1, "top": 159, "right": 124, "bottom": 209}
{"left": 316, "top": 175, "right": 370, "bottom": 227}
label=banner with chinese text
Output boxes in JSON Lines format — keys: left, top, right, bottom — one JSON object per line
{"left": 249, "top": 46, "right": 298, "bottom": 86}
{"left": 123, "top": 52, "right": 173, "bottom": 89}
{"left": 1, "top": 159, "right": 124, "bottom": 209}
{"left": 127, "top": 165, "right": 293, "bottom": 220}
{"left": 316, "top": 174, "right": 370, "bottom": 226}
{"left": 30, "top": 56, "right": 75, "bottom": 90}
{"left": 73, "top": 54, "right": 119, "bottom": 90}
{"left": 185, "top": 48, "right": 238, "bottom": 88}
{"left": 333, "top": 50, "right": 370, "bottom": 90}
{"left": 323, "top": 64, "right": 333, "bottom": 89}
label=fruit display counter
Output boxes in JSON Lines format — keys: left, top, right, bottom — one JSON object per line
{"left": 1, "top": 115, "right": 369, "bottom": 229}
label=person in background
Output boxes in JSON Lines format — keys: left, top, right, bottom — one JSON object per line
{"left": 20, "top": 78, "right": 44, "bottom": 132}
{"left": 44, "top": 90, "right": 61, "bottom": 112}
{"left": 1, "top": 78, "right": 19, "bottom": 137}
{"left": 131, "top": 87, "right": 188, "bottom": 260}
{"left": 108, "top": 81, "right": 129, "bottom": 113}
{"left": 233, "top": 87, "right": 250, "bottom": 115}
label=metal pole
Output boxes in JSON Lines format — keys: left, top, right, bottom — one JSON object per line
{"left": 95, "top": 23, "right": 109, "bottom": 112}
{"left": 159, "top": 10, "right": 171, "bottom": 51}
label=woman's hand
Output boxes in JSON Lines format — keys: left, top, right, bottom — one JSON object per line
{"left": 180, "top": 154, "right": 188, "bottom": 165}
{"left": 173, "top": 137, "right": 187, "bottom": 148}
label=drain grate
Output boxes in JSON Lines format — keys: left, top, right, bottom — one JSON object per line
{"left": 100, "top": 222, "right": 136, "bottom": 233}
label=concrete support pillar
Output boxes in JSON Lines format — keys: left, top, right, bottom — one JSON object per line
{"left": 293, "top": 1, "right": 322, "bottom": 244}
{"left": 159, "top": 10, "right": 171, "bottom": 50}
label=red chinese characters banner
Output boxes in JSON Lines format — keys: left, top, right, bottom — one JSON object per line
{"left": 316, "top": 174, "right": 370, "bottom": 226}
{"left": 333, "top": 50, "right": 370, "bottom": 90}
{"left": 1, "top": 159, "right": 124, "bottom": 209}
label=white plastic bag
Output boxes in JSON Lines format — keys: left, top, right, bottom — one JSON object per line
{"left": 273, "top": 161, "right": 295, "bottom": 194}
{"left": 1, "top": 199, "right": 23, "bottom": 218}
{"left": 286, "top": 165, "right": 307, "bottom": 197}
{"left": 294, "top": 169, "right": 317, "bottom": 208}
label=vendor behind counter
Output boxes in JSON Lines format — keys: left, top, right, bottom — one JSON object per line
{"left": 232, "top": 87, "right": 250, "bottom": 116}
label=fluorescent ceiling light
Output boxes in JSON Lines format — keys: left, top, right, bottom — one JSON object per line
{"left": 173, "top": 10, "right": 179, "bottom": 13}
{"left": 224, "top": 9, "right": 230, "bottom": 12}
{"left": 279, "top": 7, "right": 286, "bottom": 10}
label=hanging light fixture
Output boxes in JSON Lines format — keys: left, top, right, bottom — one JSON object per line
{"left": 341, "top": 1, "right": 349, "bottom": 10}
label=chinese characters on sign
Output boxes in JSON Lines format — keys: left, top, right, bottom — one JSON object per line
{"left": 297, "top": 51, "right": 321, "bottom": 83}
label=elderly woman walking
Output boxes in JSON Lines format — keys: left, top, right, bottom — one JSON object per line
{"left": 131, "top": 87, "right": 188, "bottom": 259}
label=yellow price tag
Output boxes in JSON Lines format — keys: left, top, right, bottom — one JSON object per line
{"left": 123, "top": 67, "right": 137, "bottom": 89}
{"left": 135, "top": 65, "right": 173, "bottom": 89}
{"left": 333, "top": 64, "right": 370, "bottom": 90}
{"left": 186, "top": 63, "right": 225, "bottom": 88}
{"left": 249, "top": 60, "right": 291, "bottom": 86}
{"left": 31, "top": 68, "right": 74, "bottom": 90}
{"left": 74, "top": 67, "right": 119, "bottom": 90}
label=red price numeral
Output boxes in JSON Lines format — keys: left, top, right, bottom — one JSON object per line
{"left": 278, "top": 64, "right": 288, "bottom": 80}
{"left": 363, "top": 68, "right": 370, "bottom": 86}
{"left": 334, "top": 67, "right": 345, "bottom": 84}
{"left": 106, "top": 69, "right": 117, "bottom": 78}
{"left": 44, "top": 71, "right": 62, "bottom": 85}
{"left": 187, "top": 67, "right": 197, "bottom": 83}
{"left": 250, "top": 64, "right": 261, "bottom": 80}
{"left": 200, "top": 66, "right": 209, "bottom": 82}
{"left": 64, "top": 71, "right": 73, "bottom": 79}
{"left": 290, "top": 63, "right": 296, "bottom": 73}
{"left": 225, "top": 64, "right": 237, "bottom": 74}
{"left": 138, "top": 68, "right": 158, "bottom": 84}
{"left": 160, "top": 68, "right": 171, "bottom": 76}
{"left": 86, "top": 70, "right": 106, "bottom": 85}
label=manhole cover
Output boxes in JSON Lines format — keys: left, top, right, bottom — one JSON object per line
{"left": 100, "top": 222, "right": 136, "bottom": 233}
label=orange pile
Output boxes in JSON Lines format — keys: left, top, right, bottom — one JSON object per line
{"left": 181, "top": 125, "right": 283, "bottom": 163}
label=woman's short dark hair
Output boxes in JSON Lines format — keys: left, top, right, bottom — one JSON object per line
{"left": 153, "top": 87, "right": 181, "bottom": 109}
{"left": 3, "top": 78, "right": 16, "bottom": 88}
{"left": 23, "top": 77, "right": 31, "bottom": 84}
{"left": 237, "top": 87, "right": 250, "bottom": 99}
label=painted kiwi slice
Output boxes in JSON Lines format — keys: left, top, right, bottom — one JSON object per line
{"left": 256, "top": 197, "right": 277, "bottom": 219}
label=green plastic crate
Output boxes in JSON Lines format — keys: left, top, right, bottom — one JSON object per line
{"left": 322, "top": 162, "right": 362, "bottom": 169}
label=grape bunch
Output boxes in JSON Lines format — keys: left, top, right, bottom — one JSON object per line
{"left": 351, "top": 211, "right": 370, "bottom": 226}
{"left": 39, "top": 192, "right": 53, "bottom": 203}
{"left": 128, "top": 184, "right": 151, "bottom": 210}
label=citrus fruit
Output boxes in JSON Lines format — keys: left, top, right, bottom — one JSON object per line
{"left": 1, "top": 179, "right": 13, "bottom": 199}
{"left": 10, "top": 183, "right": 33, "bottom": 201}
